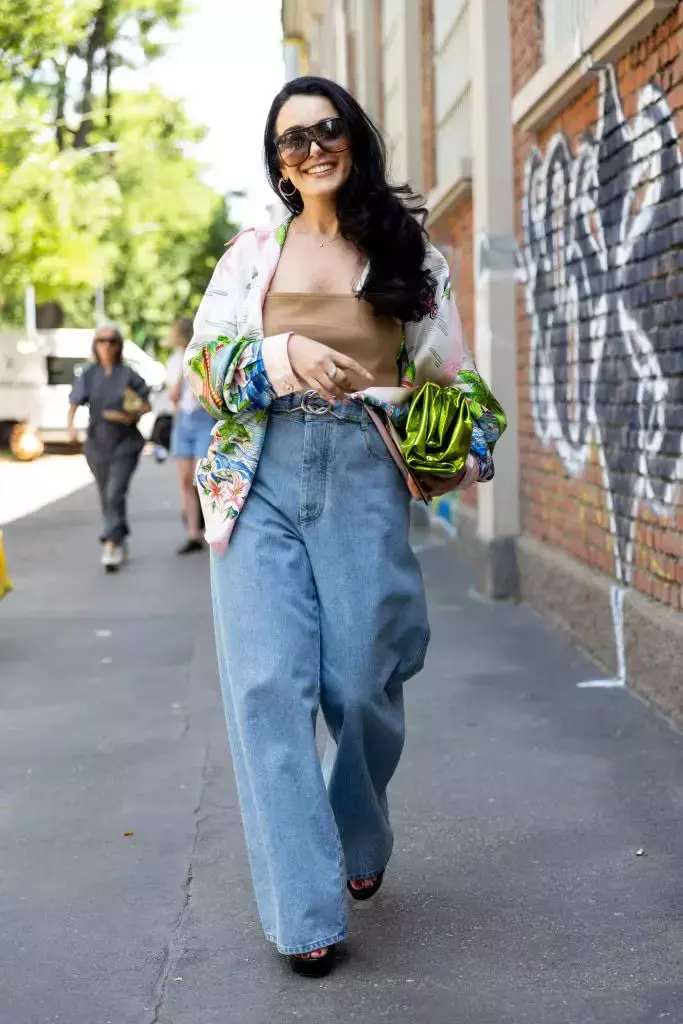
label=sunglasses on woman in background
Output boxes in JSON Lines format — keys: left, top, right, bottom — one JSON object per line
{"left": 275, "top": 117, "right": 350, "bottom": 168}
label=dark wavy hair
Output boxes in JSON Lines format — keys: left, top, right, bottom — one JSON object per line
{"left": 263, "top": 76, "right": 436, "bottom": 323}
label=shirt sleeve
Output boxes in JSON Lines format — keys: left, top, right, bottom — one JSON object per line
{"left": 184, "top": 231, "right": 280, "bottom": 415}
{"left": 402, "top": 246, "right": 463, "bottom": 389}
{"left": 69, "top": 367, "right": 90, "bottom": 406}
{"left": 403, "top": 245, "right": 506, "bottom": 484}
{"left": 165, "top": 351, "right": 183, "bottom": 389}
{"left": 261, "top": 333, "right": 300, "bottom": 396}
{"left": 128, "top": 369, "right": 151, "bottom": 401}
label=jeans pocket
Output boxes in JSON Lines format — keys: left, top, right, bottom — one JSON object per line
{"left": 360, "top": 413, "right": 397, "bottom": 466}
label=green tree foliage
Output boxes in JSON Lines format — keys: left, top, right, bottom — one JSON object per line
{"left": 0, "top": 1, "right": 95, "bottom": 82}
{"left": 0, "top": 81, "right": 121, "bottom": 325}
{"left": 103, "top": 88, "right": 234, "bottom": 350}
{"left": 0, "top": 0, "right": 238, "bottom": 347}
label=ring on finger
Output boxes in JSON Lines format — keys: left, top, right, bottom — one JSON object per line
{"left": 328, "top": 364, "right": 338, "bottom": 380}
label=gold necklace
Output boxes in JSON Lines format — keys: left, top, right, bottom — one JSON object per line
{"left": 293, "top": 223, "right": 340, "bottom": 248}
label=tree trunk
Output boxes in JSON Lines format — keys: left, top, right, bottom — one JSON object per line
{"left": 73, "top": 2, "right": 108, "bottom": 149}
{"left": 55, "top": 61, "right": 67, "bottom": 151}
{"left": 105, "top": 43, "right": 113, "bottom": 138}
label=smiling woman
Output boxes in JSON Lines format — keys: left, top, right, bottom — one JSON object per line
{"left": 183, "top": 75, "right": 492, "bottom": 979}
{"left": 263, "top": 78, "right": 436, "bottom": 322}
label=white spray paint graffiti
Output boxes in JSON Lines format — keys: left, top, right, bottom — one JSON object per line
{"left": 521, "top": 66, "right": 683, "bottom": 687}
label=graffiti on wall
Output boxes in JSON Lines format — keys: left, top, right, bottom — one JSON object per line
{"left": 521, "top": 65, "right": 683, "bottom": 685}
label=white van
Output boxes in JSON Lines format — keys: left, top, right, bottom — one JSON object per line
{"left": 0, "top": 328, "right": 167, "bottom": 450}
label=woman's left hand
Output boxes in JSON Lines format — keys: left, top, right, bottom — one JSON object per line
{"left": 411, "top": 463, "right": 474, "bottom": 501}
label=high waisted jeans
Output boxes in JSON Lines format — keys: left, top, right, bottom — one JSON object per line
{"left": 210, "top": 394, "right": 430, "bottom": 954}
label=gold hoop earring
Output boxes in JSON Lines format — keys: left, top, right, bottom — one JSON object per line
{"left": 278, "top": 177, "right": 297, "bottom": 198}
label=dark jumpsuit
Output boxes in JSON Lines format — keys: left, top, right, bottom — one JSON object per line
{"left": 70, "top": 364, "right": 150, "bottom": 544}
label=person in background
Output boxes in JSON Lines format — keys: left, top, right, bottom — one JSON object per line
{"left": 166, "top": 318, "right": 215, "bottom": 554}
{"left": 67, "top": 325, "right": 151, "bottom": 572}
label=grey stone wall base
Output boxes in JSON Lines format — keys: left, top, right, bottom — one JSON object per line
{"left": 446, "top": 508, "right": 683, "bottom": 724}
{"left": 515, "top": 534, "right": 683, "bottom": 726}
{"left": 515, "top": 535, "right": 620, "bottom": 676}
{"left": 624, "top": 589, "right": 683, "bottom": 724}
{"left": 452, "top": 504, "right": 519, "bottom": 600}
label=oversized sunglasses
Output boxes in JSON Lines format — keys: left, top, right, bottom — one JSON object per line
{"left": 275, "top": 117, "right": 349, "bottom": 167}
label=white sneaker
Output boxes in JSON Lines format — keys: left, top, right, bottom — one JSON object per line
{"left": 101, "top": 542, "right": 123, "bottom": 572}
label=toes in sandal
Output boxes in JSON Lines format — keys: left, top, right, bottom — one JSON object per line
{"left": 289, "top": 944, "right": 337, "bottom": 978}
{"left": 347, "top": 871, "right": 385, "bottom": 902}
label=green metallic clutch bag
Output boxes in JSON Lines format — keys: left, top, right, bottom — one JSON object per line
{"left": 400, "top": 381, "right": 473, "bottom": 477}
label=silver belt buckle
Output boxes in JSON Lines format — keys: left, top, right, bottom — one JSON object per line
{"left": 300, "top": 390, "right": 331, "bottom": 416}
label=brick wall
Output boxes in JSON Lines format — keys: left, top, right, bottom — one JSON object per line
{"left": 509, "top": 0, "right": 543, "bottom": 94}
{"left": 512, "top": 4, "right": 683, "bottom": 611}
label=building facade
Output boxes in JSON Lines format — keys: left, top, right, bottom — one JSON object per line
{"left": 280, "top": 0, "right": 683, "bottom": 721}
{"left": 511, "top": 0, "right": 683, "bottom": 719}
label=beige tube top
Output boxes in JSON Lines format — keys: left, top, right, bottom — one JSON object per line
{"left": 262, "top": 293, "right": 402, "bottom": 388}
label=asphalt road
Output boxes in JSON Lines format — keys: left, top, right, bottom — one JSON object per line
{"left": 2, "top": 459, "right": 682, "bottom": 1024}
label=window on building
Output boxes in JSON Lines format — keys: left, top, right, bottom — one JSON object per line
{"left": 541, "top": 0, "right": 604, "bottom": 61}
{"left": 46, "top": 357, "right": 89, "bottom": 387}
{"left": 433, "top": 0, "right": 471, "bottom": 191}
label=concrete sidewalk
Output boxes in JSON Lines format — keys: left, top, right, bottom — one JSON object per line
{"left": 1, "top": 459, "right": 682, "bottom": 1024}
{"left": 0, "top": 452, "right": 93, "bottom": 526}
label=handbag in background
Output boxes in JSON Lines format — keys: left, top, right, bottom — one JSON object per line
{"left": 150, "top": 412, "right": 173, "bottom": 451}
{"left": 121, "top": 387, "right": 146, "bottom": 417}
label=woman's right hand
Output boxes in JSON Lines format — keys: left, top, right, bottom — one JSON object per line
{"left": 288, "top": 334, "right": 374, "bottom": 401}
{"left": 101, "top": 409, "right": 136, "bottom": 425}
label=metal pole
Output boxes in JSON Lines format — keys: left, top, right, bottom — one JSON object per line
{"left": 95, "top": 287, "right": 106, "bottom": 326}
{"left": 24, "top": 285, "right": 36, "bottom": 336}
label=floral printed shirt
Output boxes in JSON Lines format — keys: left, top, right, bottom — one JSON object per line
{"left": 184, "top": 216, "right": 505, "bottom": 551}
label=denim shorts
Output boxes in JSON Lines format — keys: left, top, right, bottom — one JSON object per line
{"left": 170, "top": 407, "right": 215, "bottom": 461}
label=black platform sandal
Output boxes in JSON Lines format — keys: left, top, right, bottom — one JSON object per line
{"left": 347, "top": 871, "right": 384, "bottom": 902}
{"left": 289, "top": 944, "right": 336, "bottom": 978}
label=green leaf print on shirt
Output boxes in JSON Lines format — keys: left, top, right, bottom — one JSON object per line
{"left": 188, "top": 349, "right": 208, "bottom": 382}
{"left": 458, "top": 370, "right": 507, "bottom": 436}
{"left": 213, "top": 413, "right": 250, "bottom": 455}
{"left": 275, "top": 222, "right": 288, "bottom": 249}
{"left": 402, "top": 361, "right": 416, "bottom": 386}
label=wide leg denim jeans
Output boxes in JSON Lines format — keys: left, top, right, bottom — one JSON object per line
{"left": 210, "top": 395, "right": 430, "bottom": 954}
